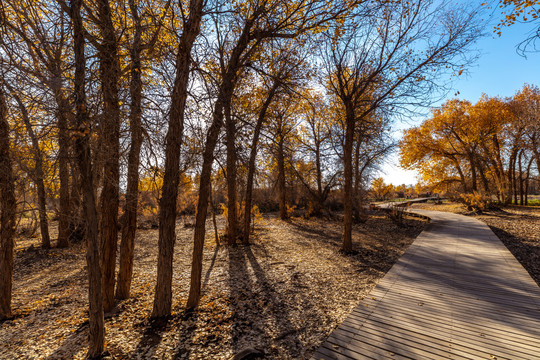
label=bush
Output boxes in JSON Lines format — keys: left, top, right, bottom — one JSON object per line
{"left": 460, "top": 192, "right": 491, "bottom": 212}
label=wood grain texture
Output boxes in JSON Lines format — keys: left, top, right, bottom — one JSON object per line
{"left": 311, "top": 210, "right": 540, "bottom": 360}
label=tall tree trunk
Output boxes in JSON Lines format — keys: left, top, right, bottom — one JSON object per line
{"left": 13, "top": 93, "right": 51, "bottom": 249}
{"left": 454, "top": 161, "right": 467, "bottom": 193}
{"left": 210, "top": 184, "right": 219, "bottom": 246}
{"left": 69, "top": 159, "right": 85, "bottom": 242}
{"left": 511, "top": 155, "right": 518, "bottom": 205}
{"left": 225, "top": 106, "right": 238, "bottom": 244}
{"left": 518, "top": 150, "right": 524, "bottom": 205}
{"left": 0, "top": 85, "right": 17, "bottom": 321}
{"left": 476, "top": 160, "right": 490, "bottom": 195}
{"left": 152, "top": 0, "right": 204, "bottom": 318}
{"left": 96, "top": 0, "right": 121, "bottom": 314}
{"left": 277, "top": 134, "right": 287, "bottom": 220}
{"left": 243, "top": 82, "right": 278, "bottom": 243}
{"left": 55, "top": 90, "right": 71, "bottom": 248}
{"left": 506, "top": 154, "right": 516, "bottom": 204}
{"left": 187, "top": 7, "right": 260, "bottom": 309}
{"left": 525, "top": 157, "right": 533, "bottom": 206}
{"left": 353, "top": 133, "right": 361, "bottom": 220}
{"left": 468, "top": 153, "right": 478, "bottom": 192}
{"left": 116, "top": 0, "right": 144, "bottom": 301}
{"left": 71, "top": 0, "right": 105, "bottom": 356}
{"left": 342, "top": 109, "right": 355, "bottom": 253}
{"left": 187, "top": 97, "right": 226, "bottom": 310}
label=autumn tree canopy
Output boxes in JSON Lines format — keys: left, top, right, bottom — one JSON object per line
{"left": 400, "top": 84, "right": 540, "bottom": 205}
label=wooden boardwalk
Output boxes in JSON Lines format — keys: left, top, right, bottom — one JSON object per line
{"left": 311, "top": 210, "right": 540, "bottom": 360}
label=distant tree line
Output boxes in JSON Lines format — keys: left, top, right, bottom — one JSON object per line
{"left": 400, "top": 85, "right": 540, "bottom": 205}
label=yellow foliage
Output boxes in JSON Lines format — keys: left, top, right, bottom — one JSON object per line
{"left": 286, "top": 204, "right": 296, "bottom": 217}
{"left": 460, "top": 192, "right": 490, "bottom": 212}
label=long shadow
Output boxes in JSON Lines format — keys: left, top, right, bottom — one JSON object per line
{"left": 227, "top": 243, "right": 318, "bottom": 358}
{"left": 45, "top": 322, "right": 87, "bottom": 359}
{"left": 202, "top": 245, "right": 221, "bottom": 291}
{"left": 487, "top": 226, "right": 540, "bottom": 286}
{"left": 286, "top": 219, "right": 413, "bottom": 274}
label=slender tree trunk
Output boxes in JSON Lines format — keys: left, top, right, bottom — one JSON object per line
{"left": 512, "top": 156, "right": 518, "bottom": 205}
{"left": 518, "top": 150, "right": 524, "bottom": 205}
{"left": 210, "top": 184, "right": 219, "bottom": 246}
{"left": 225, "top": 106, "right": 238, "bottom": 244}
{"left": 71, "top": 0, "right": 105, "bottom": 355}
{"left": 455, "top": 162, "right": 467, "bottom": 193}
{"left": 277, "top": 136, "right": 287, "bottom": 220}
{"left": 525, "top": 157, "right": 533, "bottom": 206}
{"left": 96, "top": 0, "right": 121, "bottom": 313}
{"left": 69, "top": 159, "right": 85, "bottom": 242}
{"left": 468, "top": 153, "right": 478, "bottom": 192}
{"left": 116, "top": 0, "right": 144, "bottom": 301}
{"left": 0, "top": 85, "right": 17, "bottom": 321}
{"left": 342, "top": 109, "right": 355, "bottom": 252}
{"left": 46, "top": 62, "right": 72, "bottom": 248}
{"left": 186, "top": 9, "right": 259, "bottom": 309}
{"left": 187, "top": 97, "right": 226, "bottom": 310}
{"left": 243, "top": 82, "right": 278, "bottom": 243}
{"left": 506, "top": 154, "right": 516, "bottom": 204}
{"left": 55, "top": 91, "right": 71, "bottom": 248}
{"left": 152, "top": 0, "right": 204, "bottom": 318}
{"left": 13, "top": 94, "right": 50, "bottom": 249}
{"left": 353, "top": 134, "right": 361, "bottom": 220}
{"left": 477, "top": 161, "right": 490, "bottom": 195}
{"left": 187, "top": 6, "right": 263, "bottom": 309}
{"left": 531, "top": 135, "right": 540, "bottom": 176}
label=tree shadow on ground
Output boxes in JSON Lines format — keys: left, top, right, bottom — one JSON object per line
{"left": 227, "top": 243, "right": 327, "bottom": 358}
{"left": 286, "top": 218, "right": 416, "bottom": 274}
{"left": 487, "top": 226, "right": 540, "bottom": 286}
{"left": 45, "top": 321, "right": 88, "bottom": 360}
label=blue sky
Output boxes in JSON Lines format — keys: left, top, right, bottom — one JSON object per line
{"left": 381, "top": 16, "right": 540, "bottom": 186}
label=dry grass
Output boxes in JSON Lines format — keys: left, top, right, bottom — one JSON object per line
{"left": 0, "top": 213, "right": 425, "bottom": 360}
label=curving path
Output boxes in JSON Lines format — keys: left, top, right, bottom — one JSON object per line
{"left": 311, "top": 210, "right": 540, "bottom": 360}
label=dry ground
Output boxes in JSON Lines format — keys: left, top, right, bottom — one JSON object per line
{"left": 0, "top": 213, "right": 425, "bottom": 360}
{"left": 412, "top": 201, "right": 540, "bottom": 285}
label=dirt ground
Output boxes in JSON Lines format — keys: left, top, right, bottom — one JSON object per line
{"left": 0, "top": 213, "right": 425, "bottom": 360}
{"left": 412, "top": 201, "right": 540, "bottom": 286}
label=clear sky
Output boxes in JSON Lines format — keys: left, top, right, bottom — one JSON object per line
{"left": 380, "top": 15, "right": 540, "bottom": 186}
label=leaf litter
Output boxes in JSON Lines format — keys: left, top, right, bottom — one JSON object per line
{"left": 0, "top": 213, "right": 426, "bottom": 359}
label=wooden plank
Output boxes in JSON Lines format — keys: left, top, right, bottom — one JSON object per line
{"left": 344, "top": 310, "right": 537, "bottom": 359}
{"left": 310, "top": 209, "right": 540, "bottom": 359}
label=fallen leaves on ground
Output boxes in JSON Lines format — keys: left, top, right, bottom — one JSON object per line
{"left": 0, "top": 213, "right": 425, "bottom": 359}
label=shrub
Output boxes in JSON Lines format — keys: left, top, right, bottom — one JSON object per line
{"left": 460, "top": 192, "right": 490, "bottom": 212}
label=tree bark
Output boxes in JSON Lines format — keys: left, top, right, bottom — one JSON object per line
{"left": 71, "top": 0, "right": 105, "bottom": 355}
{"left": 525, "top": 157, "right": 533, "bottom": 206}
{"left": 518, "top": 150, "right": 524, "bottom": 205}
{"left": 243, "top": 81, "right": 278, "bottom": 243}
{"left": 0, "top": 84, "right": 16, "bottom": 321}
{"left": 225, "top": 106, "right": 238, "bottom": 244}
{"left": 187, "top": 5, "right": 264, "bottom": 310}
{"left": 151, "top": 0, "right": 204, "bottom": 318}
{"left": 277, "top": 129, "right": 287, "bottom": 220}
{"left": 116, "top": 0, "right": 144, "bottom": 301}
{"left": 12, "top": 93, "right": 51, "bottom": 249}
{"left": 96, "top": 0, "right": 121, "bottom": 314}
{"left": 353, "top": 131, "right": 361, "bottom": 220}
{"left": 342, "top": 109, "right": 355, "bottom": 253}
{"left": 55, "top": 90, "right": 71, "bottom": 248}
